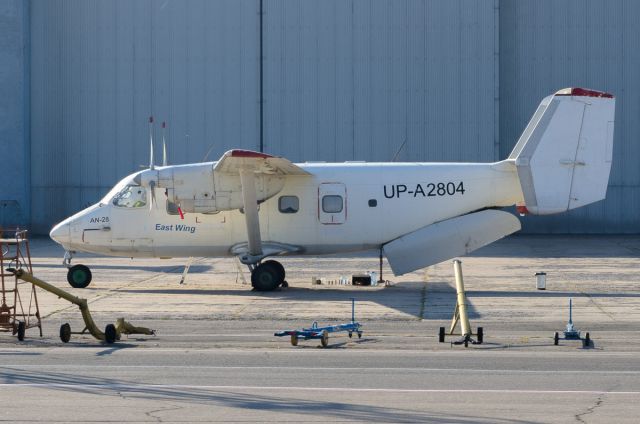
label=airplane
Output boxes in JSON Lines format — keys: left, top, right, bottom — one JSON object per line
{"left": 49, "top": 88, "right": 615, "bottom": 291}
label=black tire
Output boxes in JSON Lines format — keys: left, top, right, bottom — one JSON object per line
{"left": 477, "top": 327, "right": 484, "bottom": 344}
{"left": 357, "top": 332, "right": 362, "bottom": 339}
{"left": 67, "top": 264, "right": 92, "bottom": 288}
{"left": 281, "top": 281, "right": 289, "bottom": 288}
{"left": 348, "top": 332, "right": 353, "bottom": 338}
{"left": 290, "top": 333, "right": 298, "bottom": 346}
{"left": 554, "top": 332, "right": 559, "bottom": 346}
{"left": 263, "top": 260, "right": 286, "bottom": 286}
{"left": 320, "top": 330, "right": 329, "bottom": 348}
{"left": 251, "top": 262, "right": 282, "bottom": 291}
{"left": 17, "top": 321, "right": 26, "bottom": 341}
{"left": 104, "top": 324, "right": 117, "bottom": 344}
{"left": 464, "top": 337, "right": 469, "bottom": 348}
{"left": 438, "top": 327, "right": 446, "bottom": 343}
{"left": 584, "top": 332, "right": 591, "bottom": 348}
{"left": 60, "top": 323, "right": 71, "bottom": 343}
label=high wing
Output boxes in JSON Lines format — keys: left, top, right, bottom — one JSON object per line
{"left": 215, "top": 150, "right": 311, "bottom": 265}
{"left": 214, "top": 149, "right": 311, "bottom": 176}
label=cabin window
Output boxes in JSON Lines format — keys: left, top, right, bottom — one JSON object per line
{"left": 278, "top": 196, "right": 299, "bottom": 214}
{"left": 322, "top": 195, "right": 343, "bottom": 213}
{"left": 112, "top": 185, "right": 147, "bottom": 208}
{"left": 368, "top": 199, "right": 377, "bottom": 207}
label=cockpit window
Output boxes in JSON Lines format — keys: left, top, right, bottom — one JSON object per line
{"left": 112, "top": 185, "right": 147, "bottom": 208}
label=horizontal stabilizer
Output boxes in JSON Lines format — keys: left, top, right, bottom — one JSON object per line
{"left": 383, "top": 210, "right": 521, "bottom": 275}
{"left": 214, "top": 150, "right": 311, "bottom": 176}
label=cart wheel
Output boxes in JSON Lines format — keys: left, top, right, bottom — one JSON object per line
{"left": 104, "top": 324, "right": 117, "bottom": 344}
{"left": 553, "top": 332, "right": 559, "bottom": 346}
{"left": 348, "top": 332, "right": 353, "bottom": 338}
{"left": 320, "top": 330, "right": 329, "bottom": 348}
{"left": 60, "top": 323, "right": 71, "bottom": 343}
{"left": 17, "top": 321, "right": 26, "bottom": 341}
{"left": 583, "top": 332, "right": 591, "bottom": 348}
{"left": 357, "top": 332, "right": 362, "bottom": 339}
{"left": 438, "top": 326, "right": 445, "bottom": 343}
{"left": 477, "top": 327, "right": 484, "bottom": 344}
{"left": 290, "top": 333, "right": 298, "bottom": 346}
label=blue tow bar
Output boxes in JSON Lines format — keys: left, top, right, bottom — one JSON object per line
{"left": 274, "top": 298, "right": 363, "bottom": 348}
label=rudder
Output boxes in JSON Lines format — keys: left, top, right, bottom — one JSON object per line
{"left": 509, "top": 88, "right": 615, "bottom": 215}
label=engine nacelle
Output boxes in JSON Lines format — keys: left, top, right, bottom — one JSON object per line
{"left": 138, "top": 163, "right": 285, "bottom": 214}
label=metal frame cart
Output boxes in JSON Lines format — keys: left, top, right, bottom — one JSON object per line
{"left": 275, "top": 298, "right": 363, "bottom": 348}
{"left": 0, "top": 228, "right": 41, "bottom": 341}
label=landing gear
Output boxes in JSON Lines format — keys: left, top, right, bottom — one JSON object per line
{"left": 67, "top": 264, "right": 92, "bottom": 289}
{"left": 251, "top": 260, "right": 286, "bottom": 291}
{"left": 63, "top": 251, "right": 92, "bottom": 289}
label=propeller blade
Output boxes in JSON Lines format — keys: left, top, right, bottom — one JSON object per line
{"left": 162, "top": 121, "right": 168, "bottom": 166}
{"left": 149, "top": 116, "right": 155, "bottom": 170}
{"left": 149, "top": 180, "right": 157, "bottom": 210}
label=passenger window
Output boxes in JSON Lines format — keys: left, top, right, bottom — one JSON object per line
{"left": 112, "top": 185, "right": 147, "bottom": 208}
{"left": 278, "top": 196, "right": 299, "bottom": 214}
{"left": 368, "top": 199, "right": 377, "bottom": 207}
{"left": 322, "top": 195, "right": 343, "bottom": 213}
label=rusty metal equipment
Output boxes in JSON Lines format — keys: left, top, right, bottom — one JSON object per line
{"left": 0, "top": 228, "right": 41, "bottom": 340}
{"left": 7, "top": 268, "right": 154, "bottom": 344}
{"left": 438, "top": 259, "right": 483, "bottom": 347}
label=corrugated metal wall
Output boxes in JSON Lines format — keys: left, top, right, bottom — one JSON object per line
{"left": 0, "top": 0, "right": 29, "bottom": 228}
{"left": 500, "top": 0, "right": 640, "bottom": 233}
{"left": 18, "top": 0, "right": 640, "bottom": 233}
{"left": 29, "top": 0, "right": 260, "bottom": 233}
{"left": 263, "top": 0, "right": 497, "bottom": 163}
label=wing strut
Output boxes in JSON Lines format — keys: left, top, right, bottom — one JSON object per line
{"left": 239, "top": 168, "right": 263, "bottom": 260}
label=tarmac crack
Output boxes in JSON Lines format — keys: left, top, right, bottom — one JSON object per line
{"left": 574, "top": 394, "right": 604, "bottom": 423}
{"left": 144, "top": 404, "right": 184, "bottom": 422}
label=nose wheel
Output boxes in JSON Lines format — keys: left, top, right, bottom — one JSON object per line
{"left": 251, "top": 260, "right": 286, "bottom": 291}
{"left": 67, "top": 264, "right": 92, "bottom": 288}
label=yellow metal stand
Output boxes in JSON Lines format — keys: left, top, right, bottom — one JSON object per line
{"left": 438, "top": 260, "right": 483, "bottom": 347}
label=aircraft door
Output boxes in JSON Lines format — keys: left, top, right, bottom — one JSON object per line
{"left": 318, "top": 183, "right": 347, "bottom": 224}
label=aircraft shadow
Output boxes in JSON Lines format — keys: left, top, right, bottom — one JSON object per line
{"left": 0, "top": 368, "right": 537, "bottom": 424}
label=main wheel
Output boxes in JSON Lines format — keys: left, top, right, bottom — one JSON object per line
{"left": 553, "top": 332, "right": 559, "bottom": 346}
{"left": 104, "top": 324, "right": 117, "bottom": 344}
{"left": 251, "top": 262, "right": 282, "bottom": 291}
{"left": 17, "top": 321, "right": 26, "bottom": 341}
{"left": 583, "top": 332, "right": 591, "bottom": 348}
{"left": 290, "top": 333, "right": 298, "bottom": 346}
{"left": 67, "top": 264, "right": 92, "bottom": 288}
{"left": 320, "top": 330, "right": 329, "bottom": 348}
{"left": 262, "top": 260, "right": 286, "bottom": 286}
{"left": 477, "top": 327, "right": 484, "bottom": 344}
{"left": 438, "top": 327, "right": 446, "bottom": 343}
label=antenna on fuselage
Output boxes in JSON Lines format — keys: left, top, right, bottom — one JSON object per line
{"left": 391, "top": 136, "right": 408, "bottom": 162}
{"left": 162, "top": 121, "right": 168, "bottom": 166}
{"left": 149, "top": 116, "right": 155, "bottom": 170}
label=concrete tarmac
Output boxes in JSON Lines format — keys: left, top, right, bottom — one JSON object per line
{"left": 1, "top": 236, "right": 640, "bottom": 422}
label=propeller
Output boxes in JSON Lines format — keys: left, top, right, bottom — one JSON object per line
{"left": 149, "top": 116, "right": 155, "bottom": 170}
{"left": 149, "top": 180, "right": 157, "bottom": 210}
{"left": 162, "top": 121, "right": 168, "bottom": 166}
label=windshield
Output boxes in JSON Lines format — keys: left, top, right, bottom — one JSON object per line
{"left": 112, "top": 185, "right": 147, "bottom": 208}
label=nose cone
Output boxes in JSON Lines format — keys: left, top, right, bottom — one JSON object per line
{"left": 49, "top": 221, "right": 71, "bottom": 245}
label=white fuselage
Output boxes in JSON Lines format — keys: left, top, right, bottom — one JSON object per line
{"left": 50, "top": 161, "right": 523, "bottom": 258}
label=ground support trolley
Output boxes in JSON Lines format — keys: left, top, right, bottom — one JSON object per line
{"left": 275, "top": 298, "right": 362, "bottom": 348}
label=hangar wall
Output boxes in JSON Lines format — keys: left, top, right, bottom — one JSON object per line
{"left": 1, "top": 0, "right": 638, "bottom": 234}
{"left": 500, "top": 0, "right": 640, "bottom": 233}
